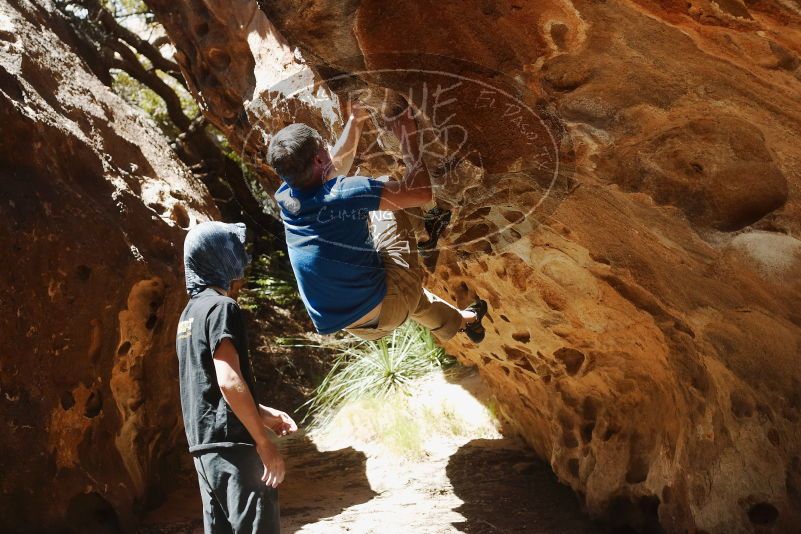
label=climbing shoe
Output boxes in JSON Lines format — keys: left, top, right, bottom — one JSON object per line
{"left": 460, "top": 298, "right": 488, "bottom": 344}
{"left": 418, "top": 207, "right": 452, "bottom": 259}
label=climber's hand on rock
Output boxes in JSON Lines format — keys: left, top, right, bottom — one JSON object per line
{"left": 256, "top": 439, "right": 285, "bottom": 488}
{"left": 347, "top": 100, "right": 371, "bottom": 124}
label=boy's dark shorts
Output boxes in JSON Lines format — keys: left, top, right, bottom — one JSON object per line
{"left": 193, "top": 446, "right": 280, "bottom": 534}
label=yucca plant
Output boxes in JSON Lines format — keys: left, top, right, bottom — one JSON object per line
{"left": 299, "top": 322, "right": 454, "bottom": 430}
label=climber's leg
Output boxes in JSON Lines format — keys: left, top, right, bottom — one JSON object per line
{"left": 345, "top": 209, "right": 423, "bottom": 341}
{"left": 346, "top": 208, "right": 474, "bottom": 342}
{"left": 193, "top": 448, "right": 280, "bottom": 534}
{"left": 409, "top": 287, "right": 463, "bottom": 342}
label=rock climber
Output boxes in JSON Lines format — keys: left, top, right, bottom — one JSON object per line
{"left": 176, "top": 221, "right": 298, "bottom": 533}
{"left": 267, "top": 99, "right": 488, "bottom": 344}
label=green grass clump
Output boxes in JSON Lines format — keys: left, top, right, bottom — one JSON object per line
{"left": 300, "top": 322, "right": 455, "bottom": 430}
{"left": 239, "top": 252, "right": 300, "bottom": 312}
{"left": 344, "top": 396, "right": 426, "bottom": 458}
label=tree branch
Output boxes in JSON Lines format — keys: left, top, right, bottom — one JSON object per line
{"left": 79, "top": 0, "right": 184, "bottom": 83}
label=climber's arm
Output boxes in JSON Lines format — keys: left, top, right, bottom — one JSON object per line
{"left": 378, "top": 107, "right": 432, "bottom": 210}
{"left": 326, "top": 102, "right": 371, "bottom": 180}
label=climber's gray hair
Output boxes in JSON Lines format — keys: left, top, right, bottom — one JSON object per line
{"left": 183, "top": 221, "right": 250, "bottom": 296}
{"left": 267, "top": 123, "right": 324, "bottom": 190}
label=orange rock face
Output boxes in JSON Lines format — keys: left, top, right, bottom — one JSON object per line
{"left": 159, "top": 0, "right": 801, "bottom": 531}
{"left": 0, "top": 1, "right": 217, "bottom": 530}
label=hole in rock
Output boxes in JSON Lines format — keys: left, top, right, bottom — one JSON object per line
{"left": 580, "top": 423, "right": 595, "bottom": 443}
{"left": 562, "top": 431, "right": 579, "bottom": 449}
{"left": 582, "top": 397, "right": 599, "bottom": 421}
{"left": 605, "top": 495, "right": 663, "bottom": 533}
{"left": 501, "top": 209, "right": 524, "bottom": 224}
{"left": 499, "top": 314, "right": 510, "bottom": 323}
{"left": 625, "top": 457, "right": 650, "bottom": 484}
{"left": 0, "top": 66, "right": 25, "bottom": 101}
{"left": 511, "top": 331, "right": 530, "bottom": 343}
{"left": 748, "top": 502, "right": 779, "bottom": 525}
{"left": 691, "top": 364, "right": 711, "bottom": 394}
{"left": 567, "top": 458, "right": 579, "bottom": 478}
{"left": 625, "top": 433, "right": 650, "bottom": 484}
{"left": 117, "top": 341, "right": 131, "bottom": 356}
{"left": 147, "top": 201, "right": 166, "bottom": 214}
{"left": 75, "top": 265, "right": 91, "bottom": 280}
{"left": 454, "top": 224, "right": 490, "bottom": 245}
{"left": 767, "top": 428, "right": 779, "bottom": 446}
{"left": 194, "top": 22, "right": 209, "bottom": 36}
{"left": 730, "top": 389, "right": 755, "bottom": 418}
{"left": 554, "top": 347, "right": 585, "bottom": 375}
{"left": 60, "top": 391, "right": 75, "bottom": 410}
{"left": 66, "top": 491, "right": 121, "bottom": 533}
{"left": 171, "top": 204, "right": 190, "bottom": 228}
{"left": 602, "top": 424, "right": 619, "bottom": 441}
{"left": 145, "top": 314, "right": 158, "bottom": 329}
{"left": 128, "top": 397, "right": 144, "bottom": 412}
{"left": 550, "top": 23, "right": 569, "bottom": 49}
{"left": 84, "top": 390, "right": 102, "bottom": 418}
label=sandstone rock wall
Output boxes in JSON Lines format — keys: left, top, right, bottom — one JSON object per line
{"left": 150, "top": 0, "right": 801, "bottom": 532}
{"left": 0, "top": 0, "right": 217, "bottom": 530}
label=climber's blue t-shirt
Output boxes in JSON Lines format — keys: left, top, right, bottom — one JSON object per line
{"left": 275, "top": 176, "right": 387, "bottom": 334}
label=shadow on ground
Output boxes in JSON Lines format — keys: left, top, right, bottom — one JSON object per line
{"left": 139, "top": 433, "right": 374, "bottom": 533}
{"left": 447, "top": 438, "right": 599, "bottom": 534}
{"left": 278, "top": 432, "right": 377, "bottom": 530}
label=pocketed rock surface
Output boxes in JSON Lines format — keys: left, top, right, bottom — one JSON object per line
{"left": 0, "top": 0, "right": 217, "bottom": 530}
{"left": 148, "top": 0, "right": 801, "bottom": 531}
{"left": 6, "top": 0, "right": 801, "bottom": 531}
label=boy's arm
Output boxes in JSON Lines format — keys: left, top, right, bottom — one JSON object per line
{"left": 326, "top": 101, "right": 371, "bottom": 180}
{"left": 213, "top": 338, "right": 285, "bottom": 487}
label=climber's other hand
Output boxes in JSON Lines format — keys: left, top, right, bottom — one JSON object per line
{"left": 347, "top": 100, "right": 371, "bottom": 124}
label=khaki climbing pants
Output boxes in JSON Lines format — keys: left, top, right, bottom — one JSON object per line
{"left": 345, "top": 208, "right": 463, "bottom": 343}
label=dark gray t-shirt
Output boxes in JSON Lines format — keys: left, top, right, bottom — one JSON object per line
{"left": 176, "top": 288, "right": 257, "bottom": 453}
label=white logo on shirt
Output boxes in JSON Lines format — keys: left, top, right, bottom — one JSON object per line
{"left": 283, "top": 196, "right": 301, "bottom": 215}
{"left": 177, "top": 318, "right": 194, "bottom": 340}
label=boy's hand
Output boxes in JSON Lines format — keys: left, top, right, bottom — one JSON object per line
{"left": 256, "top": 439, "right": 285, "bottom": 488}
{"left": 259, "top": 405, "right": 299, "bottom": 437}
